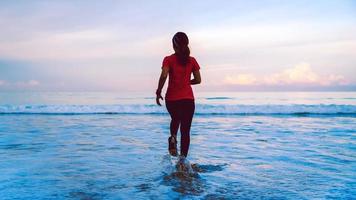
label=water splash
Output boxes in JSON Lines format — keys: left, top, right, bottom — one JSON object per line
{"left": 160, "top": 155, "right": 204, "bottom": 196}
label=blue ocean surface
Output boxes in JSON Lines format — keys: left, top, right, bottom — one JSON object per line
{"left": 0, "top": 92, "right": 355, "bottom": 199}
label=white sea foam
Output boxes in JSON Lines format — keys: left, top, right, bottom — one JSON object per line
{"left": 0, "top": 104, "right": 355, "bottom": 115}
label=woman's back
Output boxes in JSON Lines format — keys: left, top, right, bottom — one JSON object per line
{"left": 162, "top": 54, "right": 200, "bottom": 101}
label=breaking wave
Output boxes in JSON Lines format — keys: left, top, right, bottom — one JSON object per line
{"left": 0, "top": 104, "right": 355, "bottom": 115}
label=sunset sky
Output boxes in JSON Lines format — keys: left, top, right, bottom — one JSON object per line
{"left": 0, "top": 0, "right": 355, "bottom": 92}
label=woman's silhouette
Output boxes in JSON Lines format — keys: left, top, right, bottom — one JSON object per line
{"left": 156, "top": 32, "right": 201, "bottom": 158}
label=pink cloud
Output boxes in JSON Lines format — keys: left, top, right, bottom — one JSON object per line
{"left": 224, "top": 74, "right": 257, "bottom": 85}
{"left": 224, "top": 63, "right": 349, "bottom": 87}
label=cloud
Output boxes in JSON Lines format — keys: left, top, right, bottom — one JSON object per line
{"left": 191, "top": 21, "right": 356, "bottom": 53}
{"left": 0, "top": 28, "right": 170, "bottom": 62}
{"left": 28, "top": 80, "right": 40, "bottom": 86}
{"left": 15, "top": 80, "right": 40, "bottom": 87}
{"left": 224, "top": 74, "right": 257, "bottom": 85}
{"left": 0, "top": 79, "right": 40, "bottom": 90}
{"left": 224, "top": 63, "right": 349, "bottom": 87}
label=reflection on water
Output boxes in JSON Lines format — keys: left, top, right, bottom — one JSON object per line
{"left": 0, "top": 114, "right": 355, "bottom": 199}
{"left": 163, "top": 171, "right": 204, "bottom": 196}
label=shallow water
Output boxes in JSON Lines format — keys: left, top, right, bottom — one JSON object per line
{"left": 0, "top": 114, "right": 355, "bottom": 199}
{"left": 0, "top": 92, "right": 355, "bottom": 199}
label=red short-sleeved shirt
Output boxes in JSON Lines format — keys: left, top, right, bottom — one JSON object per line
{"left": 162, "top": 54, "right": 200, "bottom": 101}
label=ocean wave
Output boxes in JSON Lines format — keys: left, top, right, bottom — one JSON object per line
{"left": 205, "top": 97, "right": 234, "bottom": 100}
{"left": 0, "top": 104, "right": 355, "bottom": 115}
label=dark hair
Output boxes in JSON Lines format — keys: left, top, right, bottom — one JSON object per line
{"left": 172, "top": 32, "right": 190, "bottom": 65}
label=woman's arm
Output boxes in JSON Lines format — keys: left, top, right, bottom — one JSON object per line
{"left": 156, "top": 68, "right": 169, "bottom": 106}
{"left": 190, "top": 70, "right": 201, "bottom": 85}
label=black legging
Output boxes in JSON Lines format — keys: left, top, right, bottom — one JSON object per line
{"left": 166, "top": 99, "right": 195, "bottom": 157}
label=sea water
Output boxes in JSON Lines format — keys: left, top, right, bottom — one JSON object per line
{"left": 0, "top": 92, "right": 355, "bottom": 199}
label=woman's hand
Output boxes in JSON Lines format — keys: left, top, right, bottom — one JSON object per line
{"left": 156, "top": 68, "right": 168, "bottom": 106}
{"left": 156, "top": 93, "right": 163, "bottom": 106}
{"left": 190, "top": 70, "right": 201, "bottom": 85}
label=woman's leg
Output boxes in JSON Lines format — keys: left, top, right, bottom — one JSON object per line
{"left": 179, "top": 99, "right": 195, "bottom": 157}
{"left": 166, "top": 101, "right": 181, "bottom": 137}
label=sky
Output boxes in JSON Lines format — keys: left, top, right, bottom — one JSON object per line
{"left": 0, "top": 0, "right": 355, "bottom": 92}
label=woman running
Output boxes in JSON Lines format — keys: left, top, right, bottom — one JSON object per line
{"left": 155, "top": 32, "right": 201, "bottom": 158}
